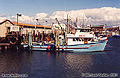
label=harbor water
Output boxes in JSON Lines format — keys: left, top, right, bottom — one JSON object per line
{"left": 0, "top": 37, "right": 120, "bottom": 78}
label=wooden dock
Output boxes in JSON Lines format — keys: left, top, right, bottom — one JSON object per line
{"left": 0, "top": 43, "right": 10, "bottom": 46}
{"left": 0, "top": 43, "right": 10, "bottom": 51}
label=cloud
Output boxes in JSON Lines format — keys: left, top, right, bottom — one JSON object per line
{"left": 36, "top": 13, "right": 50, "bottom": 19}
{"left": 0, "top": 13, "right": 5, "bottom": 17}
{"left": 1, "top": 7, "right": 120, "bottom": 27}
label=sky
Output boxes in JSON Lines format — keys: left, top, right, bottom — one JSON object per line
{"left": 0, "top": 0, "right": 120, "bottom": 16}
{"left": 0, "top": 0, "right": 120, "bottom": 27}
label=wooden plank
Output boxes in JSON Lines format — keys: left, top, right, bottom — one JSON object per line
{"left": 0, "top": 43, "right": 10, "bottom": 46}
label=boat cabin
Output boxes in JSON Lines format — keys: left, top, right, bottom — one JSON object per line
{"left": 75, "top": 28, "right": 91, "bottom": 32}
{"left": 66, "top": 28, "right": 94, "bottom": 45}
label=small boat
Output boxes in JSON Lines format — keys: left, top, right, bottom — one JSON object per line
{"left": 112, "top": 34, "right": 120, "bottom": 37}
{"left": 21, "top": 42, "right": 54, "bottom": 51}
{"left": 112, "top": 32, "right": 120, "bottom": 37}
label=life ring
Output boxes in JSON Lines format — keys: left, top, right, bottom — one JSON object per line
{"left": 42, "top": 42, "right": 44, "bottom": 46}
{"left": 89, "top": 32, "right": 93, "bottom": 34}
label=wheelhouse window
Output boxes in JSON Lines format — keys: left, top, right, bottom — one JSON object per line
{"left": 80, "top": 29, "right": 91, "bottom": 32}
{"left": 73, "top": 38, "right": 84, "bottom": 41}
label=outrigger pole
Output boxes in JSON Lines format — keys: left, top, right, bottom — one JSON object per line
{"left": 55, "top": 18, "right": 64, "bottom": 52}
{"left": 55, "top": 18, "right": 60, "bottom": 52}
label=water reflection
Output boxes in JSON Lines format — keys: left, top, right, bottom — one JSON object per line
{"left": 0, "top": 38, "right": 120, "bottom": 78}
{"left": 36, "top": 52, "right": 95, "bottom": 78}
{"left": 0, "top": 50, "right": 104, "bottom": 78}
{"left": 0, "top": 51, "right": 33, "bottom": 75}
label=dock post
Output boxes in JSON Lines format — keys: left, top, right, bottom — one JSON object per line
{"left": 7, "top": 45, "right": 9, "bottom": 51}
{"left": 55, "top": 30, "right": 57, "bottom": 52}
{"left": 42, "top": 31, "right": 44, "bottom": 46}
{"left": 28, "top": 33, "right": 30, "bottom": 52}
{"left": 57, "top": 27, "right": 60, "bottom": 52}
{"left": 28, "top": 32, "right": 32, "bottom": 52}
{"left": 1, "top": 45, "right": 5, "bottom": 52}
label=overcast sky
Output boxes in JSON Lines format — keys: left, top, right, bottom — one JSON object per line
{"left": 0, "top": 0, "right": 120, "bottom": 27}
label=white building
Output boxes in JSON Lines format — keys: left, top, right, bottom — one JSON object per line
{"left": 0, "top": 19, "right": 52, "bottom": 37}
{"left": 12, "top": 21, "right": 51, "bottom": 34}
{"left": 0, "top": 20, "right": 14, "bottom": 37}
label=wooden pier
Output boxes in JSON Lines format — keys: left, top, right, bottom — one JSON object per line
{"left": 0, "top": 43, "right": 10, "bottom": 51}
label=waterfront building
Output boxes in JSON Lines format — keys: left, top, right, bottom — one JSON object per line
{"left": 0, "top": 19, "right": 14, "bottom": 37}
{"left": 107, "top": 26, "right": 120, "bottom": 36}
{"left": 12, "top": 21, "right": 51, "bottom": 35}
{"left": 91, "top": 25, "right": 106, "bottom": 36}
{"left": 0, "top": 19, "right": 51, "bottom": 37}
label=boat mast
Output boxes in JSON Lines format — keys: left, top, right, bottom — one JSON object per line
{"left": 67, "top": 14, "right": 69, "bottom": 34}
{"left": 82, "top": 15, "right": 84, "bottom": 28}
{"left": 55, "top": 18, "right": 62, "bottom": 51}
{"left": 76, "top": 17, "right": 78, "bottom": 27}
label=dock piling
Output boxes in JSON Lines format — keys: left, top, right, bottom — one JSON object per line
{"left": 28, "top": 32, "right": 32, "bottom": 52}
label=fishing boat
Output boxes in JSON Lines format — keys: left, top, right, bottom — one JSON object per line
{"left": 21, "top": 27, "right": 108, "bottom": 52}
{"left": 57, "top": 28, "right": 108, "bottom": 52}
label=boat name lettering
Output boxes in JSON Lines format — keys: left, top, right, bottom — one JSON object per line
{"left": 90, "top": 44, "right": 101, "bottom": 47}
{"left": 79, "top": 35, "right": 85, "bottom": 37}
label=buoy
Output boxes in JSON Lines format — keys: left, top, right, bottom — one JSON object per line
{"left": 47, "top": 46, "right": 50, "bottom": 49}
{"left": 107, "top": 35, "right": 109, "bottom": 38}
{"left": 62, "top": 47, "right": 64, "bottom": 52}
{"left": 55, "top": 30, "right": 57, "bottom": 33}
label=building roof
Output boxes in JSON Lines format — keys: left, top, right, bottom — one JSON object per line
{"left": 92, "top": 26, "right": 104, "bottom": 28}
{"left": 0, "top": 19, "right": 14, "bottom": 25}
{"left": 107, "top": 27, "right": 119, "bottom": 31}
{"left": 92, "top": 25, "right": 104, "bottom": 26}
{"left": 12, "top": 21, "right": 51, "bottom": 29}
{"left": 0, "top": 19, "right": 51, "bottom": 29}
{"left": 92, "top": 25, "right": 104, "bottom": 27}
